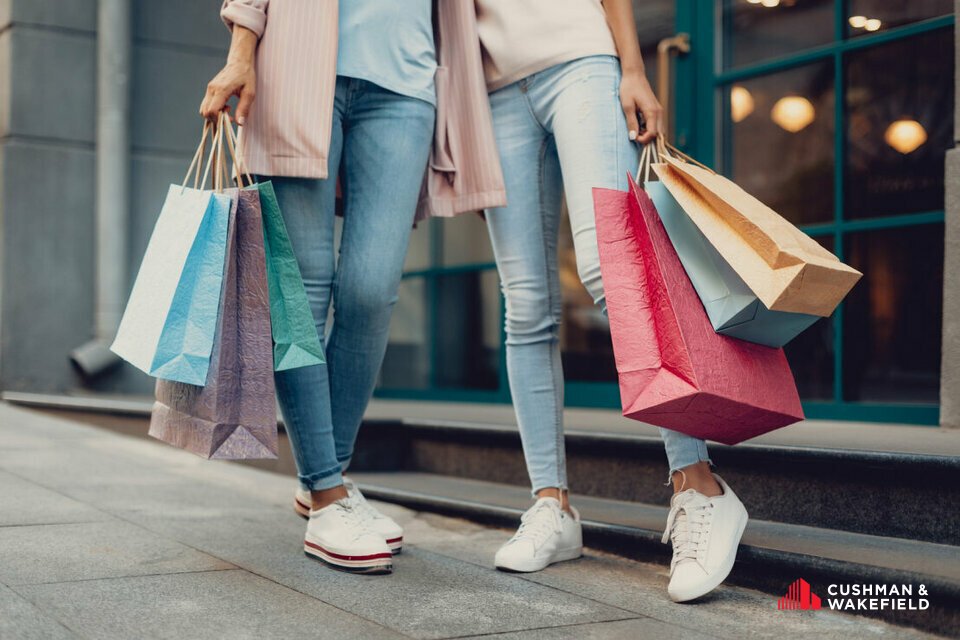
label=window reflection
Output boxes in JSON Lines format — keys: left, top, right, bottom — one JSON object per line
{"left": 725, "top": 61, "right": 835, "bottom": 225}
{"left": 845, "top": 28, "right": 954, "bottom": 219}
{"left": 847, "top": 0, "right": 953, "bottom": 37}
{"left": 723, "top": 0, "right": 834, "bottom": 69}
{"left": 842, "top": 225, "right": 943, "bottom": 403}
{"left": 380, "top": 277, "right": 429, "bottom": 390}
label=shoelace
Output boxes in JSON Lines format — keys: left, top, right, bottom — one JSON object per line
{"left": 509, "top": 500, "right": 563, "bottom": 550}
{"left": 343, "top": 480, "right": 383, "bottom": 521}
{"left": 331, "top": 497, "right": 377, "bottom": 542}
{"left": 661, "top": 492, "right": 714, "bottom": 567}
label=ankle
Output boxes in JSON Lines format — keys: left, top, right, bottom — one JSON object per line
{"left": 671, "top": 463, "right": 722, "bottom": 497}
{"left": 535, "top": 487, "right": 573, "bottom": 513}
{"left": 311, "top": 485, "right": 348, "bottom": 511}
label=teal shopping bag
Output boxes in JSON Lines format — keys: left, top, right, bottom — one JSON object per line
{"left": 640, "top": 144, "right": 818, "bottom": 348}
{"left": 257, "top": 180, "right": 325, "bottom": 370}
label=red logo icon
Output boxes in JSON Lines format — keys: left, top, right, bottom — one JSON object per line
{"left": 778, "top": 579, "right": 822, "bottom": 610}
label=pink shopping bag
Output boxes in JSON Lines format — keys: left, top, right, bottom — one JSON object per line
{"left": 593, "top": 178, "right": 804, "bottom": 444}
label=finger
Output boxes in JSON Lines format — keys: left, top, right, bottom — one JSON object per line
{"left": 203, "top": 91, "right": 230, "bottom": 121}
{"left": 637, "top": 108, "right": 660, "bottom": 144}
{"left": 236, "top": 88, "right": 255, "bottom": 126}
{"left": 623, "top": 102, "right": 641, "bottom": 142}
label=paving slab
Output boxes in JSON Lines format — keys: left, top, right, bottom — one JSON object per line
{"left": 15, "top": 569, "right": 404, "bottom": 640}
{"left": 398, "top": 512, "right": 942, "bottom": 640}
{"left": 458, "top": 618, "right": 712, "bottom": 640}
{"left": 0, "top": 470, "right": 107, "bottom": 527}
{"left": 0, "top": 584, "right": 76, "bottom": 640}
{"left": 0, "top": 520, "right": 234, "bottom": 585}
{"left": 127, "top": 511, "right": 636, "bottom": 640}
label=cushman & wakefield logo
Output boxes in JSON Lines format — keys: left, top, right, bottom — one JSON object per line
{"left": 778, "top": 579, "right": 930, "bottom": 612}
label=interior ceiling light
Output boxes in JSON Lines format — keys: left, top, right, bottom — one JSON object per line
{"left": 731, "top": 86, "right": 755, "bottom": 123}
{"left": 865, "top": 18, "right": 882, "bottom": 31}
{"left": 771, "top": 96, "right": 815, "bottom": 132}
{"left": 848, "top": 15, "right": 868, "bottom": 28}
{"left": 760, "top": 0, "right": 781, "bottom": 6}
{"left": 884, "top": 119, "right": 927, "bottom": 154}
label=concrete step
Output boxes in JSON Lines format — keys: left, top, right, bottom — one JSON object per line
{"left": 349, "top": 418, "right": 960, "bottom": 546}
{"left": 350, "top": 471, "right": 960, "bottom": 637}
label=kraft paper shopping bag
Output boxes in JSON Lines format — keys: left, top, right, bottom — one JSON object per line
{"left": 593, "top": 178, "right": 804, "bottom": 444}
{"left": 638, "top": 144, "right": 819, "bottom": 347}
{"left": 652, "top": 140, "right": 861, "bottom": 318}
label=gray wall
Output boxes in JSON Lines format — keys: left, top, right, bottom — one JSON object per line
{"left": 0, "top": 0, "right": 227, "bottom": 394}
{"left": 941, "top": 1, "right": 960, "bottom": 428}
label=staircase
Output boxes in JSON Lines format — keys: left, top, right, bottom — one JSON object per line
{"left": 346, "top": 402, "right": 960, "bottom": 637}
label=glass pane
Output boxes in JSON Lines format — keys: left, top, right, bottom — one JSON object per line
{"left": 434, "top": 270, "right": 501, "bottom": 389}
{"left": 404, "top": 218, "right": 434, "bottom": 271}
{"left": 558, "top": 205, "right": 617, "bottom": 383}
{"left": 845, "top": 28, "right": 954, "bottom": 219}
{"left": 723, "top": 0, "right": 835, "bottom": 69}
{"left": 380, "top": 277, "right": 429, "bottom": 389}
{"left": 842, "top": 224, "right": 943, "bottom": 404}
{"left": 847, "top": 0, "right": 952, "bottom": 37}
{"left": 724, "top": 61, "right": 835, "bottom": 225}
{"left": 784, "top": 235, "right": 835, "bottom": 400}
{"left": 440, "top": 213, "right": 494, "bottom": 266}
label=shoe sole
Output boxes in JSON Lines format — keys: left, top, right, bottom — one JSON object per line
{"left": 296, "top": 497, "right": 403, "bottom": 555}
{"left": 303, "top": 538, "right": 393, "bottom": 575}
{"left": 495, "top": 546, "right": 583, "bottom": 573}
{"left": 669, "top": 513, "right": 748, "bottom": 603}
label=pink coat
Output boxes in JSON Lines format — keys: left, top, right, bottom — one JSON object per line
{"left": 220, "top": 0, "right": 506, "bottom": 220}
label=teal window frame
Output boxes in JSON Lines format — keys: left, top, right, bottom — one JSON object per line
{"left": 376, "top": 1, "right": 953, "bottom": 426}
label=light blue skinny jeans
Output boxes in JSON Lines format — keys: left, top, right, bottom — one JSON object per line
{"left": 268, "top": 77, "right": 435, "bottom": 491}
{"left": 484, "top": 56, "right": 711, "bottom": 493}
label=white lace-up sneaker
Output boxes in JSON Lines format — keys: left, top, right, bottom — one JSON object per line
{"left": 494, "top": 497, "right": 582, "bottom": 573}
{"left": 303, "top": 497, "right": 393, "bottom": 574}
{"left": 662, "top": 474, "right": 748, "bottom": 602}
{"left": 295, "top": 477, "right": 404, "bottom": 554}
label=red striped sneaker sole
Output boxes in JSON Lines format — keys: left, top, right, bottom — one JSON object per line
{"left": 295, "top": 497, "right": 403, "bottom": 555}
{"left": 303, "top": 538, "right": 392, "bottom": 575}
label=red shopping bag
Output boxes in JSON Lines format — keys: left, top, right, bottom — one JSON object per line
{"left": 593, "top": 179, "right": 804, "bottom": 444}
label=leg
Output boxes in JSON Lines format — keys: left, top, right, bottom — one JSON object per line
{"left": 269, "top": 80, "right": 347, "bottom": 507}
{"left": 539, "top": 55, "right": 714, "bottom": 495}
{"left": 485, "top": 83, "right": 568, "bottom": 498}
{"left": 326, "top": 81, "right": 435, "bottom": 468}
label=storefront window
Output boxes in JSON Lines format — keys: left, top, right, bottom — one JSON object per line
{"left": 723, "top": 0, "right": 834, "bottom": 69}
{"left": 846, "top": 0, "right": 953, "bottom": 37}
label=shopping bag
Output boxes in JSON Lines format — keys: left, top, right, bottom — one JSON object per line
{"left": 111, "top": 122, "right": 232, "bottom": 384}
{"left": 638, "top": 144, "right": 819, "bottom": 347}
{"left": 258, "top": 180, "right": 326, "bottom": 370}
{"left": 593, "top": 178, "right": 804, "bottom": 444}
{"left": 150, "top": 187, "right": 278, "bottom": 459}
{"left": 227, "top": 123, "right": 325, "bottom": 371}
{"left": 652, "top": 141, "right": 861, "bottom": 317}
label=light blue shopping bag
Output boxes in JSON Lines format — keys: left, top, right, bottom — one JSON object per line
{"left": 147, "top": 189, "right": 232, "bottom": 384}
{"left": 641, "top": 147, "right": 818, "bottom": 348}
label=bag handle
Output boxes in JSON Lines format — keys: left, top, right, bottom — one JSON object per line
{"left": 182, "top": 120, "right": 212, "bottom": 189}
{"left": 222, "top": 116, "right": 253, "bottom": 188}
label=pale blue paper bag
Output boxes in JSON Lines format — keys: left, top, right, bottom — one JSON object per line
{"left": 148, "top": 189, "right": 232, "bottom": 384}
{"left": 645, "top": 179, "right": 818, "bottom": 348}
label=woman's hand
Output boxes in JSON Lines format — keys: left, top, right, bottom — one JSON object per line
{"left": 619, "top": 70, "right": 662, "bottom": 144}
{"left": 199, "top": 26, "right": 258, "bottom": 124}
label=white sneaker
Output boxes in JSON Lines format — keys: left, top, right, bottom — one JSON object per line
{"left": 495, "top": 497, "right": 583, "bottom": 573}
{"left": 295, "top": 477, "right": 404, "bottom": 554}
{"left": 661, "top": 474, "right": 748, "bottom": 602}
{"left": 303, "top": 497, "right": 393, "bottom": 574}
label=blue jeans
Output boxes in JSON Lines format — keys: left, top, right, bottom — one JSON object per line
{"left": 484, "top": 56, "right": 711, "bottom": 493}
{"left": 268, "top": 77, "right": 435, "bottom": 491}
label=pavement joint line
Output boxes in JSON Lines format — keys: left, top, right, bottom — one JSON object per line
{"left": 0, "top": 519, "right": 110, "bottom": 528}
{"left": 432, "top": 615, "right": 665, "bottom": 640}
{"left": 4, "top": 566, "right": 243, "bottom": 589}
{"left": 3, "top": 583, "right": 83, "bottom": 639}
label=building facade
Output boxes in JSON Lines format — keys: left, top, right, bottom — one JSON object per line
{"left": 0, "top": 0, "right": 957, "bottom": 428}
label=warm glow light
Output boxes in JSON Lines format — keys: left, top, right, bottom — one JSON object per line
{"left": 771, "top": 96, "right": 815, "bottom": 132}
{"left": 865, "top": 18, "right": 882, "bottom": 31}
{"left": 760, "top": 0, "right": 780, "bottom": 6}
{"left": 848, "top": 15, "right": 868, "bottom": 28}
{"left": 747, "top": 0, "right": 762, "bottom": 4}
{"left": 730, "top": 86, "right": 755, "bottom": 123}
{"left": 884, "top": 119, "right": 927, "bottom": 154}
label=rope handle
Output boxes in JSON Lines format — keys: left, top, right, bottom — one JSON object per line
{"left": 222, "top": 116, "right": 253, "bottom": 188}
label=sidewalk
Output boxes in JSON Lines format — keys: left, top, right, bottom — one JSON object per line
{"left": 0, "top": 403, "right": 941, "bottom": 640}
